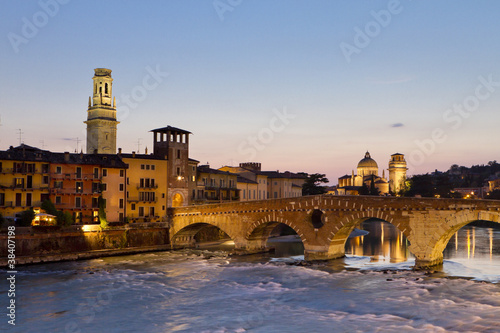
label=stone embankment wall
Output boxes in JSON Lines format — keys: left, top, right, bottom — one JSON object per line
{"left": 0, "top": 224, "right": 170, "bottom": 264}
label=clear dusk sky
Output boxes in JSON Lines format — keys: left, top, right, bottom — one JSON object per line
{"left": 1, "top": 0, "right": 500, "bottom": 183}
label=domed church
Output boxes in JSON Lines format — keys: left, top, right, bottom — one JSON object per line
{"left": 337, "top": 152, "right": 407, "bottom": 195}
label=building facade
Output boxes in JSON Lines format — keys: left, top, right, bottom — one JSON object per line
{"left": 0, "top": 145, "right": 127, "bottom": 224}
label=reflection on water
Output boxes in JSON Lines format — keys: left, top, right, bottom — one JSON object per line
{"left": 443, "top": 223, "right": 500, "bottom": 282}
{"left": 345, "top": 219, "right": 413, "bottom": 266}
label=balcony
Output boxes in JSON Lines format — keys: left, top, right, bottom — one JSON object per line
{"left": 136, "top": 184, "right": 158, "bottom": 189}
{"left": 127, "top": 197, "right": 158, "bottom": 203}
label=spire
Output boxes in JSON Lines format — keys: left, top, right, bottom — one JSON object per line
{"left": 382, "top": 169, "right": 385, "bottom": 179}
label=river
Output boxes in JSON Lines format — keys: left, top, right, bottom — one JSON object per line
{"left": 3, "top": 220, "right": 500, "bottom": 332}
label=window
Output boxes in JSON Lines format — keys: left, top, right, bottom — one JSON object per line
{"left": 243, "top": 190, "right": 246, "bottom": 199}
{"left": 56, "top": 166, "right": 62, "bottom": 174}
{"left": 42, "top": 176, "right": 49, "bottom": 185}
{"left": 162, "top": 193, "right": 165, "bottom": 198}
{"left": 0, "top": 193, "right": 4, "bottom": 206}
{"left": 131, "top": 203, "right": 136, "bottom": 211}
{"left": 141, "top": 164, "right": 145, "bottom": 170}
{"left": 177, "top": 150, "right": 181, "bottom": 159}
{"left": 119, "top": 199, "right": 124, "bottom": 209}
{"left": 0, "top": 162, "right": 2, "bottom": 172}
{"left": 26, "top": 193, "right": 32, "bottom": 206}
{"left": 54, "top": 181, "right": 63, "bottom": 188}
{"left": 151, "top": 165, "right": 155, "bottom": 170}
{"left": 139, "top": 207, "right": 144, "bottom": 217}
{"left": 94, "top": 168, "right": 99, "bottom": 179}
{"left": 92, "top": 182, "right": 100, "bottom": 193}
{"left": 102, "top": 169, "right": 107, "bottom": 177}
{"left": 162, "top": 205, "right": 165, "bottom": 211}
{"left": 119, "top": 183, "right": 124, "bottom": 191}
{"left": 149, "top": 207, "right": 155, "bottom": 217}
{"left": 15, "top": 193, "right": 22, "bottom": 206}
{"left": 101, "top": 183, "right": 107, "bottom": 191}
{"left": 127, "top": 177, "right": 129, "bottom": 185}
{"left": 56, "top": 196, "right": 62, "bottom": 205}
{"left": 146, "top": 165, "right": 150, "bottom": 170}
{"left": 75, "top": 197, "right": 81, "bottom": 208}
{"left": 274, "top": 192, "right": 278, "bottom": 199}
{"left": 15, "top": 178, "right": 24, "bottom": 188}
{"left": 76, "top": 167, "right": 82, "bottom": 179}
{"left": 41, "top": 193, "right": 49, "bottom": 202}
{"left": 105, "top": 83, "right": 108, "bottom": 94}
{"left": 176, "top": 167, "right": 180, "bottom": 176}
{"left": 120, "top": 170, "right": 125, "bottom": 177}
{"left": 92, "top": 197, "right": 98, "bottom": 208}
{"left": 76, "top": 181, "right": 83, "bottom": 193}
{"left": 42, "top": 164, "right": 49, "bottom": 173}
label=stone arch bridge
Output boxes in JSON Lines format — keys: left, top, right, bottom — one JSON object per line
{"left": 168, "top": 195, "right": 500, "bottom": 268}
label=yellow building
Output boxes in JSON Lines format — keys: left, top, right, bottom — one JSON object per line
{"left": 121, "top": 152, "right": 168, "bottom": 223}
{"left": 0, "top": 144, "right": 51, "bottom": 219}
{"left": 219, "top": 162, "right": 305, "bottom": 200}
{"left": 194, "top": 166, "right": 239, "bottom": 204}
{"left": 121, "top": 126, "right": 193, "bottom": 221}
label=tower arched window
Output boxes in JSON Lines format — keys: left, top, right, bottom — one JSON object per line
{"left": 105, "top": 83, "right": 108, "bottom": 94}
{"left": 95, "top": 84, "right": 97, "bottom": 94}
{"left": 99, "top": 86, "right": 102, "bottom": 94}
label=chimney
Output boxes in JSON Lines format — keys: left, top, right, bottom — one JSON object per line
{"left": 145, "top": 147, "right": 148, "bottom": 155}
{"left": 64, "top": 152, "right": 70, "bottom": 162}
{"left": 132, "top": 151, "right": 136, "bottom": 158}
{"left": 118, "top": 148, "right": 122, "bottom": 155}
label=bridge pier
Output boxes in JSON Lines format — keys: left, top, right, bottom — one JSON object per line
{"left": 304, "top": 242, "right": 345, "bottom": 261}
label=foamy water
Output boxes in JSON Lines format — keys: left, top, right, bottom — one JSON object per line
{"left": 5, "top": 249, "right": 500, "bottom": 333}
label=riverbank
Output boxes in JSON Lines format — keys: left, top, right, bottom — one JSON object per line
{"left": 0, "top": 223, "right": 170, "bottom": 266}
{"left": 0, "top": 244, "right": 172, "bottom": 266}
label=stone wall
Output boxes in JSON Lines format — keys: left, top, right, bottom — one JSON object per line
{"left": 0, "top": 226, "right": 169, "bottom": 258}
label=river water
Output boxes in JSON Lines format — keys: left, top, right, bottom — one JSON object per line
{"left": 4, "top": 221, "right": 500, "bottom": 333}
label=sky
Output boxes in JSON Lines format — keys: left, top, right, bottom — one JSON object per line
{"left": 1, "top": 0, "right": 500, "bottom": 184}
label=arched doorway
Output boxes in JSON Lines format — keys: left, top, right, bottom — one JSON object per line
{"left": 172, "top": 193, "right": 184, "bottom": 207}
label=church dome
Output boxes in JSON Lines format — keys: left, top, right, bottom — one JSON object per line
{"left": 357, "top": 151, "right": 378, "bottom": 177}
{"left": 357, "top": 152, "right": 378, "bottom": 169}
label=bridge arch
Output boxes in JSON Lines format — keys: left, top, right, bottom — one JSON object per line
{"left": 171, "top": 222, "right": 236, "bottom": 249}
{"left": 324, "top": 210, "right": 410, "bottom": 261}
{"left": 245, "top": 218, "right": 307, "bottom": 252}
{"left": 417, "top": 210, "right": 500, "bottom": 267}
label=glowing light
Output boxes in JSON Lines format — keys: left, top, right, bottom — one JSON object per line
{"left": 489, "top": 228, "right": 493, "bottom": 261}
{"left": 472, "top": 228, "right": 476, "bottom": 258}
{"left": 467, "top": 229, "right": 471, "bottom": 259}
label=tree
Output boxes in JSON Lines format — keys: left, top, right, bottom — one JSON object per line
{"left": 301, "top": 173, "right": 329, "bottom": 195}
{"left": 17, "top": 209, "right": 35, "bottom": 227}
{"left": 41, "top": 200, "right": 72, "bottom": 227}
{"left": 98, "top": 195, "right": 108, "bottom": 229}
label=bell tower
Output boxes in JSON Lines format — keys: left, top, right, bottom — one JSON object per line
{"left": 84, "top": 68, "right": 119, "bottom": 154}
{"left": 388, "top": 153, "right": 408, "bottom": 194}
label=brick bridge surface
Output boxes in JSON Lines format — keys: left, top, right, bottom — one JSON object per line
{"left": 168, "top": 195, "right": 500, "bottom": 268}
